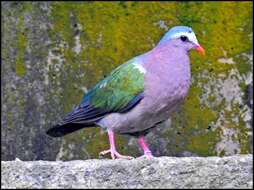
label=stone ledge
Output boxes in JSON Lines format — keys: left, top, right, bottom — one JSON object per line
{"left": 1, "top": 155, "right": 253, "bottom": 189}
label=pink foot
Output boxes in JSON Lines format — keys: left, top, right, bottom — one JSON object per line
{"left": 99, "top": 129, "right": 134, "bottom": 160}
{"left": 99, "top": 149, "right": 133, "bottom": 160}
{"left": 138, "top": 136, "right": 154, "bottom": 159}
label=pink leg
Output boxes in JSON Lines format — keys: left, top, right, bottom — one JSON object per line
{"left": 138, "top": 136, "right": 153, "bottom": 158}
{"left": 99, "top": 130, "right": 134, "bottom": 160}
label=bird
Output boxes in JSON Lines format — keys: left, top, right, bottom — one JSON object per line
{"left": 46, "top": 26, "right": 205, "bottom": 159}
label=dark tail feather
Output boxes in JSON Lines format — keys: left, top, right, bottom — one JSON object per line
{"left": 46, "top": 123, "right": 95, "bottom": 137}
{"left": 46, "top": 101, "right": 108, "bottom": 137}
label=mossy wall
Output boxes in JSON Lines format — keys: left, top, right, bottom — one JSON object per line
{"left": 1, "top": 1, "right": 253, "bottom": 160}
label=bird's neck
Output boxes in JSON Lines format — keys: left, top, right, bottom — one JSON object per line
{"left": 144, "top": 42, "right": 190, "bottom": 69}
{"left": 141, "top": 41, "right": 191, "bottom": 84}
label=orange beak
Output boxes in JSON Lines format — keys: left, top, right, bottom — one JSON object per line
{"left": 195, "top": 45, "right": 205, "bottom": 55}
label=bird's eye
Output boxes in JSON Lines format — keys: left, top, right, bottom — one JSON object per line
{"left": 180, "top": 36, "right": 188, "bottom": 42}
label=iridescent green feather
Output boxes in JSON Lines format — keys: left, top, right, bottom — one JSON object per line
{"left": 81, "top": 58, "right": 145, "bottom": 111}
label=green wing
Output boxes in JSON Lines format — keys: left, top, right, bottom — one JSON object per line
{"left": 84, "top": 58, "right": 145, "bottom": 111}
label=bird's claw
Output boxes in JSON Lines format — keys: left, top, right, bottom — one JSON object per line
{"left": 99, "top": 149, "right": 134, "bottom": 160}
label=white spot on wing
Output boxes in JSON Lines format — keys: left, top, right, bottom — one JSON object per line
{"left": 99, "top": 82, "right": 107, "bottom": 88}
{"left": 134, "top": 63, "right": 146, "bottom": 74}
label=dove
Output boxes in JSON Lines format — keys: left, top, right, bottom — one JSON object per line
{"left": 46, "top": 26, "right": 205, "bottom": 159}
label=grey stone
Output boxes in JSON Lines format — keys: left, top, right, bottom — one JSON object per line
{"left": 1, "top": 155, "right": 253, "bottom": 189}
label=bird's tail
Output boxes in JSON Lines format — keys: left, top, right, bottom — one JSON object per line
{"left": 46, "top": 123, "right": 96, "bottom": 137}
{"left": 46, "top": 102, "right": 107, "bottom": 137}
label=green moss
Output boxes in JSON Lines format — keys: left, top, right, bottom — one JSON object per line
{"left": 182, "top": 86, "right": 217, "bottom": 128}
{"left": 15, "top": 32, "right": 27, "bottom": 77}
{"left": 15, "top": 16, "right": 27, "bottom": 77}
{"left": 234, "top": 53, "right": 252, "bottom": 76}
{"left": 47, "top": 2, "right": 252, "bottom": 159}
{"left": 237, "top": 111, "right": 251, "bottom": 154}
{"left": 11, "top": 2, "right": 34, "bottom": 77}
{"left": 166, "top": 85, "right": 219, "bottom": 156}
{"left": 187, "top": 130, "right": 219, "bottom": 156}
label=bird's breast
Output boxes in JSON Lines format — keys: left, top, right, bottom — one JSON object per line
{"left": 143, "top": 59, "right": 191, "bottom": 113}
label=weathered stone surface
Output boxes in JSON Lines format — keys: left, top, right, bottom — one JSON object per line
{"left": 1, "top": 1, "right": 253, "bottom": 161}
{"left": 1, "top": 155, "right": 253, "bottom": 189}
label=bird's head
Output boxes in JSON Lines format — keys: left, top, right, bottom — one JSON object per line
{"left": 158, "top": 26, "right": 205, "bottom": 55}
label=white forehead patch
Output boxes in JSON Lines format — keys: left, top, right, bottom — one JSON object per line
{"left": 171, "top": 31, "right": 199, "bottom": 45}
